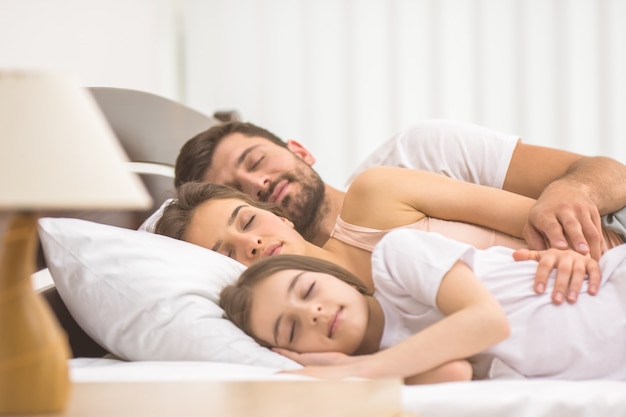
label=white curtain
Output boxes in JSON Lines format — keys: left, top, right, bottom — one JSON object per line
{"left": 183, "top": 0, "right": 626, "bottom": 188}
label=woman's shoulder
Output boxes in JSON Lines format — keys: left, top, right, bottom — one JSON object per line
{"left": 342, "top": 167, "right": 428, "bottom": 230}
{"left": 350, "top": 166, "right": 432, "bottom": 185}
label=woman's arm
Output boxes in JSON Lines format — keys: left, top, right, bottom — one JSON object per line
{"left": 343, "top": 167, "right": 604, "bottom": 302}
{"left": 343, "top": 166, "right": 535, "bottom": 238}
{"left": 281, "top": 261, "right": 509, "bottom": 382}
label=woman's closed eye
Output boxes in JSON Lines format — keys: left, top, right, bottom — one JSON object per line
{"left": 242, "top": 214, "right": 255, "bottom": 230}
{"left": 303, "top": 282, "right": 315, "bottom": 299}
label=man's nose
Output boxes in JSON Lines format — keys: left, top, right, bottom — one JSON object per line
{"left": 238, "top": 172, "right": 270, "bottom": 201}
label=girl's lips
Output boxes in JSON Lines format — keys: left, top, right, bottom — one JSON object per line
{"left": 328, "top": 307, "right": 343, "bottom": 338}
{"left": 269, "top": 180, "right": 289, "bottom": 204}
{"left": 262, "top": 242, "right": 283, "bottom": 257}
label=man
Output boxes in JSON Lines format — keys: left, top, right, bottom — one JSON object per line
{"left": 175, "top": 119, "right": 626, "bottom": 262}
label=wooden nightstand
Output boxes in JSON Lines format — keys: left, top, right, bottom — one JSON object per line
{"left": 19, "top": 379, "right": 418, "bottom": 417}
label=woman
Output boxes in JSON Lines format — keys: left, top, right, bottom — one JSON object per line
{"left": 218, "top": 229, "right": 626, "bottom": 384}
{"left": 155, "top": 167, "right": 622, "bottom": 300}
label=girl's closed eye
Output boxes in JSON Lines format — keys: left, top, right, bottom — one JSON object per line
{"left": 289, "top": 322, "right": 296, "bottom": 344}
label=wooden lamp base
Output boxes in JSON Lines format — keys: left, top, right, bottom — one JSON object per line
{"left": 0, "top": 213, "right": 71, "bottom": 414}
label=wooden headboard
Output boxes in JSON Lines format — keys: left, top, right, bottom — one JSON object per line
{"left": 82, "top": 87, "right": 238, "bottom": 229}
{"left": 39, "top": 87, "right": 238, "bottom": 357}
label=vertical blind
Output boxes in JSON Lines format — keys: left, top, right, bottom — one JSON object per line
{"left": 183, "top": 0, "right": 626, "bottom": 187}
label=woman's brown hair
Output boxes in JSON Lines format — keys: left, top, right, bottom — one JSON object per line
{"left": 155, "top": 182, "right": 288, "bottom": 241}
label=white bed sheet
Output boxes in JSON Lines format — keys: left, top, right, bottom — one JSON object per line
{"left": 70, "top": 358, "right": 626, "bottom": 417}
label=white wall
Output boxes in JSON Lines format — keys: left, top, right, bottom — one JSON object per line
{"left": 2, "top": 0, "right": 625, "bottom": 189}
{"left": 184, "top": 0, "right": 626, "bottom": 188}
{"left": 0, "top": 0, "right": 177, "bottom": 98}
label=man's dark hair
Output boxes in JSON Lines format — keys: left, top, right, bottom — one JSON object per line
{"left": 175, "top": 121, "right": 288, "bottom": 188}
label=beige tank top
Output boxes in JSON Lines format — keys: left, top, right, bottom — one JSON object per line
{"left": 331, "top": 216, "right": 624, "bottom": 253}
{"left": 331, "top": 216, "right": 526, "bottom": 252}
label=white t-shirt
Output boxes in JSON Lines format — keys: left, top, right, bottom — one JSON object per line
{"left": 371, "top": 228, "right": 626, "bottom": 381}
{"left": 348, "top": 119, "right": 626, "bottom": 238}
{"left": 346, "top": 119, "right": 519, "bottom": 188}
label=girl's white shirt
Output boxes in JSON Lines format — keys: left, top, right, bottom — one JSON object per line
{"left": 372, "top": 228, "right": 626, "bottom": 380}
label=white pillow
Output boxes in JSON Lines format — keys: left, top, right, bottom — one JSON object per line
{"left": 38, "top": 217, "right": 299, "bottom": 369}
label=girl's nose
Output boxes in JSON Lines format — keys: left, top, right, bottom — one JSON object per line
{"left": 309, "top": 304, "right": 322, "bottom": 324}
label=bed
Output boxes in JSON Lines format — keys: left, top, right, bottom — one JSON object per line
{"left": 33, "top": 87, "right": 626, "bottom": 417}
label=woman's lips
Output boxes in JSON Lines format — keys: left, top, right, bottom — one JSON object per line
{"left": 269, "top": 180, "right": 289, "bottom": 204}
{"left": 262, "top": 242, "right": 283, "bottom": 257}
{"left": 328, "top": 307, "right": 343, "bottom": 338}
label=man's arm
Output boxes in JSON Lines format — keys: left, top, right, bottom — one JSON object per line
{"left": 504, "top": 143, "right": 626, "bottom": 260}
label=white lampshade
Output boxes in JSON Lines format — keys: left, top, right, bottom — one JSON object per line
{"left": 0, "top": 71, "right": 152, "bottom": 210}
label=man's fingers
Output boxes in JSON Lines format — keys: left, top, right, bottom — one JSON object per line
{"left": 538, "top": 219, "right": 570, "bottom": 250}
{"left": 523, "top": 224, "right": 550, "bottom": 252}
{"left": 576, "top": 212, "right": 604, "bottom": 261}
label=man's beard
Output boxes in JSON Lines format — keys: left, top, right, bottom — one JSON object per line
{"left": 262, "top": 164, "right": 325, "bottom": 240}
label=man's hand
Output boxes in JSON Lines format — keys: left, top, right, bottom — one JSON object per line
{"left": 505, "top": 144, "right": 625, "bottom": 260}
{"left": 513, "top": 247, "right": 601, "bottom": 304}
{"left": 523, "top": 180, "right": 606, "bottom": 261}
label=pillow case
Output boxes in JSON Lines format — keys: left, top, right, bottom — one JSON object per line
{"left": 38, "top": 217, "right": 299, "bottom": 369}
{"left": 137, "top": 198, "right": 171, "bottom": 232}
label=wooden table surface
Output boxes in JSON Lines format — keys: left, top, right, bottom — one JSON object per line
{"left": 18, "top": 379, "right": 419, "bottom": 417}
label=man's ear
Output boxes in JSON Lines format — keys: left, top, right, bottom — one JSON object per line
{"left": 286, "top": 140, "right": 316, "bottom": 166}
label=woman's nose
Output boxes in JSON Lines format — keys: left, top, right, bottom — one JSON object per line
{"left": 247, "top": 237, "right": 262, "bottom": 258}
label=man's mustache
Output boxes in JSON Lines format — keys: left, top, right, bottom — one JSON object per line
{"left": 259, "top": 174, "right": 293, "bottom": 203}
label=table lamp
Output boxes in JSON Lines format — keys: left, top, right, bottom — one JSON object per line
{"left": 0, "top": 71, "right": 152, "bottom": 413}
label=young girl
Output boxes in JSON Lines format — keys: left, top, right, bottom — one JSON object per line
{"left": 219, "top": 229, "right": 626, "bottom": 383}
